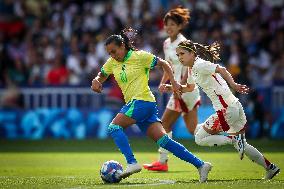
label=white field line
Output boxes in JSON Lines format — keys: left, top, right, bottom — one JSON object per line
{"left": 0, "top": 176, "right": 176, "bottom": 188}
{"left": 93, "top": 179, "right": 176, "bottom": 188}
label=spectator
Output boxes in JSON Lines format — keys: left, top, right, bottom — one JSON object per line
{"left": 5, "top": 57, "right": 29, "bottom": 86}
{"left": 46, "top": 54, "right": 68, "bottom": 85}
{"left": 0, "top": 87, "right": 23, "bottom": 109}
{"left": 86, "top": 43, "right": 100, "bottom": 75}
{"left": 247, "top": 90, "right": 266, "bottom": 138}
{"left": 273, "top": 52, "right": 284, "bottom": 85}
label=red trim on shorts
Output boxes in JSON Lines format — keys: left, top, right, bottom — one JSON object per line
{"left": 217, "top": 110, "right": 230, "bottom": 131}
{"left": 213, "top": 90, "right": 230, "bottom": 131}
{"left": 211, "top": 117, "right": 221, "bottom": 131}
{"left": 193, "top": 99, "right": 201, "bottom": 109}
{"left": 178, "top": 99, "right": 189, "bottom": 113}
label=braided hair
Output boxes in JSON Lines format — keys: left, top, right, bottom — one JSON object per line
{"left": 178, "top": 40, "right": 221, "bottom": 62}
{"left": 105, "top": 27, "right": 138, "bottom": 51}
{"left": 163, "top": 6, "right": 190, "bottom": 28}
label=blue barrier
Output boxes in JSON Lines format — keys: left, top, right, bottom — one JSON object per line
{"left": 0, "top": 108, "right": 112, "bottom": 139}
{"left": 0, "top": 106, "right": 283, "bottom": 139}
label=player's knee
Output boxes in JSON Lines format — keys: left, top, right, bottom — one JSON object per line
{"left": 195, "top": 138, "right": 209, "bottom": 146}
{"left": 194, "top": 133, "right": 208, "bottom": 146}
{"left": 195, "top": 135, "right": 202, "bottom": 146}
{"left": 107, "top": 123, "right": 123, "bottom": 134}
{"left": 194, "top": 128, "right": 202, "bottom": 145}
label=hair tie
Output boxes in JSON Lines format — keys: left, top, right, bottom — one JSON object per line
{"left": 178, "top": 45, "right": 196, "bottom": 53}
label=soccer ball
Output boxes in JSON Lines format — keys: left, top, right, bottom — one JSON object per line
{"left": 100, "top": 160, "right": 123, "bottom": 183}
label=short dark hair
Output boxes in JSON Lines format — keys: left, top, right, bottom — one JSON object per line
{"left": 163, "top": 6, "right": 190, "bottom": 28}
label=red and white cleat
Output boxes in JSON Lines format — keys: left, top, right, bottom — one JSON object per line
{"left": 143, "top": 161, "right": 168, "bottom": 172}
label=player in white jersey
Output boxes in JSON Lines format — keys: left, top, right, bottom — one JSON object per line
{"left": 163, "top": 40, "right": 280, "bottom": 180}
{"left": 143, "top": 7, "right": 201, "bottom": 172}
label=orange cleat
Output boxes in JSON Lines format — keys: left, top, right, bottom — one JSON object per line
{"left": 143, "top": 161, "right": 168, "bottom": 171}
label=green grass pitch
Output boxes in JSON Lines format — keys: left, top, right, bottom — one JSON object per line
{"left": 0, "top": 139, "right": 283, "bottom": 189}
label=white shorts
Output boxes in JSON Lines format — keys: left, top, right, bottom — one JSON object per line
{"left": 166, "top": 87, "right": 200, "bottom": 113}
{"left": 203, "top": 99, "right": 247, "bottom": 134}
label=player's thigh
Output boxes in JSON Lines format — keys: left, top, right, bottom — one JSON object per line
{"left": 182, "top": 106, "right": 198, "bottom": 134}
{"left": 161, "top": 108, "right": 181, "bottom": 132}
{"left": 112, "top": 113, "right": 136, "bottom": 129}
{"left": 225, "top": 101, "right": 247, "bottom": 134}
{"left": 146, "top": 122, "right": 167, "bottom": 142}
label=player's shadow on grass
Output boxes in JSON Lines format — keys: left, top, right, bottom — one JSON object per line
{"left": 176, "top": 178, "right": 267, "bottom": 184}
{"left": 145, "top": 170, "right": 190, "bottom": 174}
{"left": 99, "top": 178, "right": 267, "bottom": 186}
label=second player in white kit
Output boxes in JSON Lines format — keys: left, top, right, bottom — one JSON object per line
{"left": 143, "top": 7, "right": 201, "bottom": 172}
{"left": 168, "top": 40, "right": 280, "bottom": 180}
{"left": 164, "top": 34, "right": 201, "bottom": 114}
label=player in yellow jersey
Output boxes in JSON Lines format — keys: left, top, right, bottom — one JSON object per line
{"left": 91, "top": 28, "right": 212, "bottom": 183}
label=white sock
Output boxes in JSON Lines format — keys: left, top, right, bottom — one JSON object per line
{"left": 244, "top": 140, "right": 270, "bottom": 169}
{"left": 158, "top": 131, "right": 172, "bottom": 163}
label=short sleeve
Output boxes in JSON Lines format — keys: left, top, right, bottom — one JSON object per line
{"left": 140, "top": 50, "right": 157, "bottom": 69}
{"left": 101, "top": 58, "right": 112, "bottom": 76}
{"left": 194, "top": 58, "right": 217, "bottom": 75}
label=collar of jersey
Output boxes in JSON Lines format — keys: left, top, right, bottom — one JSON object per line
{"left": 171, "top": 33, "right": 183, "bottom": 45}
{"left": 123, "top": 50, "right": 133, "bottom": 62}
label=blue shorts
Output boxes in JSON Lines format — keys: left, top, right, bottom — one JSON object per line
{"left": 119, "top": 100, "right": 161, "bottom": 133}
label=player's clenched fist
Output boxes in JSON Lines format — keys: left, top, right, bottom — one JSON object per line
{"left": 91, "top": 78, "right": 102, "bottom": 93}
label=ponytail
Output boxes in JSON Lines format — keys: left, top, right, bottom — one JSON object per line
{"left": 194, "top": 42, "right": 220, "bottom": 62}
{"left": 178, "top": 40, "right": 221, "bottom": 62}
{"left": 105, "top": 27, "right": 138, "bottom": 51}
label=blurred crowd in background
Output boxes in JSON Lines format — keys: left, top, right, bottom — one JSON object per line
{"left": 1, "top": 0, "right": 284, "bottom": 87}
{"left": 0, "top": 0, "right": 284, "bottom": 138}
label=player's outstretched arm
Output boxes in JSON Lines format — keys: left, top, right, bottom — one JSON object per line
{"left": 215, "top": 65, "right": 250, "bottom": 94}
{"left": 156, "top": 57, "right": 182, "bottom": 95}
{"left": 158, "top": 70, "right": 170, "bottom": 93}
{"left": 161, "top": 83, "right": 195, "bottom": 93}
{"left": 91, "top": 72, "right": 108, "bottom": 93}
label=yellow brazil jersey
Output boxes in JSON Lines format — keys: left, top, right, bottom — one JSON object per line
{"left": 101, "top": 50, "right": 157, "bottom": 103}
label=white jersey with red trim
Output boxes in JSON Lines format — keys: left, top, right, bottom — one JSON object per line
{"left": 189, "top": 57, "right": 238, "bottom": 111}
{"left": 164, "top": 34, "right": 200, "bottom": 112}
{"left": 163, "top": 33, "right": 187, "bottom": 82}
